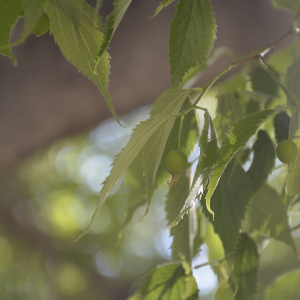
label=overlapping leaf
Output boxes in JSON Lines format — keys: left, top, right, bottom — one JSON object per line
{"left": 140, "top": 263, "right": 199, "bottom": 300}
{"left": 0, "top": 0, "right": 23, "bottom": 64}
{"left": 75, "top": 88, "right": 192, "bottom": 240}
{"left": 229, "top": 233, "right": 259, "bottom": 300}
{"left": 264, "top": 270, "right": 300, "bottom": 300}
{"left": 169, "top": 109, "right": 218, "bottom": 229}
{"left": 169, "top": 0, "right": 216, "bottom": 87}
{"left": 44, "top": 0, "right": 121, "bottom": 125}
{"left": 246, "top": 184, "right": 297, "bottom": 253}
{"left": 205, "top": 109, "right": 278, "bottom": 218}
{"left": 202, "top": 163, "right": 251, "bottom": 256}
{"left": 94, "top": 0, "right": 133, "bottom": 70}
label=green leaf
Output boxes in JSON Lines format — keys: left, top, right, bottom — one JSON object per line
{"left": 94, "top": 0, "right": 133, "bottom": 70}
{"left": 140, "top": 263, "right": 199, "bottom": 300}
{"left": 140, "top": 89, "right": 192, "bottom": 214}
{"left": 205, "top": 108, "right": 278, "bottom": 218}
{"left": 155, "top": 98, "right": 198, "bottom": 186}
{"left": 0, "top": 0, "right": 24, "bottom": 64}
{"left": 264, "top": 270, "right": 300, "bottom": 300}
{"left": 127, "top": 293, "right": 141, "bottom": 300}
{"left": 166, "top": 173, "right": 199, "bottom": 266}
{"left": 287, "top": 108, "right": 300, "bottom": 198}
{"left": 169, "top": 109, "right": 218, "bottom": 228}
{"left": 251, "top": 66, "right": 279, "bottom": 97}
{"left": 285, "top": 58, "right": 300, "bottom": 107}
{"left": 269, "top": 0, "right": 300, "bottom": 12}
{"left": 152, "top": 0, "right": 176, "bottom": 17}
{"left": 50, "top": 0, "right": 81, "bottom": 39}
{"left": 273, "top": 111, "right": 290, "bottom": 143}
{"left": 229, "top": 233, "right": 259, "bottom": 300}
{"left": 75, "top": 88, "right": 192, "bottom": 240}
{"left": 247, "top": 130, "right": 275, "bottom": 192}
{"left": 169, "top": 0, "right": 216, "bottom": 87}
{"left": 12, "top": 0, "right": 46, "bottom": 46}
{"left": 214, "top": 88, "right": 244, "bottom": 141}
{"left": 214, "top": 280, "right": 234, "bottom": 300}
{"left": 202, "top": 163, "right": 251, "bottom": 256}
{"left": 246, "top": 184, "right": 297, "bottom": 253}
{"left": 44, "top": 0, "right": 121, "bottom": 125}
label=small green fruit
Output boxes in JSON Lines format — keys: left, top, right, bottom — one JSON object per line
{"left": 164, "top": 150, "right": 188, "bottom": 177}
{"left": 276, "top": 140, "right": 297, "bottom": 164}
{"left": 31, "top": 13, "right": 50, "bottom": 37}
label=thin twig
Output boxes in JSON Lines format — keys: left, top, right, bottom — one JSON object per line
{"left": 193, "top": 257, "right": 226, "bottom": 270}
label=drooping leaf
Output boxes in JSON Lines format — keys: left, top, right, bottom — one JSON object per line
{"left": 286, "top": 108, "right": 300, "bottom": 198}
{"left": 0, "top": 0, "right": 24, "bottom": 64}
{"left": 285, "top": 57, "right": 300, "bottom": 107}
{"left": 166, "top": 173, "right": 199, "bottom": 266}
{"left": 251, "top": 66, "right": 279, "bottom": 97}
{"left": 169, "top": 0, "right": 216, "bottom": 87}
{"left": 264, "top": 270, "right": 300, "bottom": 300}
{"left": 44, "top": 0, "right": 121, "bottom": 125}
{"left": 214, "top": 280, "right": 234, "bottom": 300}
{"left": 75, "top": 88, "right": 192, "bottom": 240}
{"left": 12, "top": 0, "right": 46, "bottom": 46}
{"left": 94, "top": 0, "right": 133, "bottom": 70}
{"left": 152, "top": 0, "right": 176, "bottom": 17}
{"left": 169, "top": 109, "right": 218, "bottom": 228}
{"left": 214, "top": 88, "right": 244, "bottom": 141}
{"left": 202, "top": 163, "right": 251, "bottom": 256}
{"left": 140, "top": 263, "right": 199, "bottom": 300}
{"left": 205, "top": 108, "right": 278, "bottom": 218}
{"left": 269, "top": 0, "right": 300, "bottom": 12}
{"left": 229, "top": 233, "right": 259, "bottom": 300}
{"left": 156, "top": 98, "right": 198, "bottom": 186}
{"left": 274, "top": 111, "right": 290, "bottom": 143}
{"left": 140, "top": 89, "right": 192, "bottom": 214}
{"left": 246, "top": 184, "right": 297, "bottom": 253}
{"left": 247, "top": 130, "right": 275, "bottom": 193}
{"left": 50, "top": 0, "right": 81, "bottom": 39}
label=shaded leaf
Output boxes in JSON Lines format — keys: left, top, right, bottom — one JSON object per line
{"left": 169, "top": 0, "right": 216, "bottom": 86}
{"left": 152, "top": 0, "right": 176, "bottom": 17}
{"left": 229, "top": 233, "right": 259, "bottom": 300}
{"left": 205, "top": 109, "right": 278, "bottom": 218}
{"left": 247, "top": 130, "right": 275, "bottom": 192}
{"left": 44, "top": 0, "right": 121, "bottom": 125}
{"left": 94, "top": 0, "right": 133, "bottom": 69}
{"left": 75, "top": 88, "right": 192, "bottom": 240}
{"left": 246, "top": 184, "right": 297, "bottom": 253}
{"left": 264, "top": 270, "right": 300, "bottom": 300}
{"left": 274, "top": 111, "right": 290, "bottom": 143}
{"left": 286, "top": 108, "right": 300, "bottom": 198}
{"left": 0, "top": 0, "right": 23, "bottom": 64}
{"left": 140, "top": 263, "right": 199, "bottom": 300}
{"left": 269, "top": 0, "right": 300, "bottom": 12}
{"left": 214, "top": 280, "right": 234, "bottom": 300}
{"left": 169, "top": 109, "right": 218, "bottom": 228}
{"left": 202, "top": 163, "right": 251, "bottom": 256}
{"left": 166, "top": 173, "right": 198, "bottom": 265}
{"left": 285, "top": 57, "right": 300, "bottom": 107}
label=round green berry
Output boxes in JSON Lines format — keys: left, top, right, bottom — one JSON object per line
{"left": 31, "top": 13, "right": 50, "bottom": 37}
{"left": 276, "top": 140, "right": 297, "bottom": 164}
{"left": 163, "top": 150, "right": 188, "bottom": 176}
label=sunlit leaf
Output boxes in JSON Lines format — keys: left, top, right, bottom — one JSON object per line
{"left": 202, "top": 163, "right": 251, "bottom": 256}
{"left": 140, "top": 263, "right": 199, "bottom": 300}
{"left": 152, "top": 0, "right": 176, "bottom": 17}
{"left": 0, "top": 0, "right": 23, "bottom": 64}
{"left": 94, "top": 0, "right": 133, "bottom": 70}
{"left": 169, "top": 109, "right": 218, "bottom": 228}
{"left": 166, "top": 173, "right": 198, "bottom": 265}
{"left": 75, "top": 88, "right": 192, "bottom": 240}
{"left": 169, "top": 0, "right": 216, "bottom": 87}
{"left": 247, "top": 130, "right": 275, "bottom": 192}
{"left": 264, "top": 270, "right": 300, "bottom": 300}
{"left": 44, "top": 0, "right": 121, "bottom": 125}
{"left": 205, "top": 109, "right": 278, "bottom": 218}
{"left": 229, "top": 233, "right": 259, "bottom": 300}
{"left": 214, "top": 280, "right": 234, "bottom": 300}
{"left": 246, "top": 184, "right": 297, "bottom": 253}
